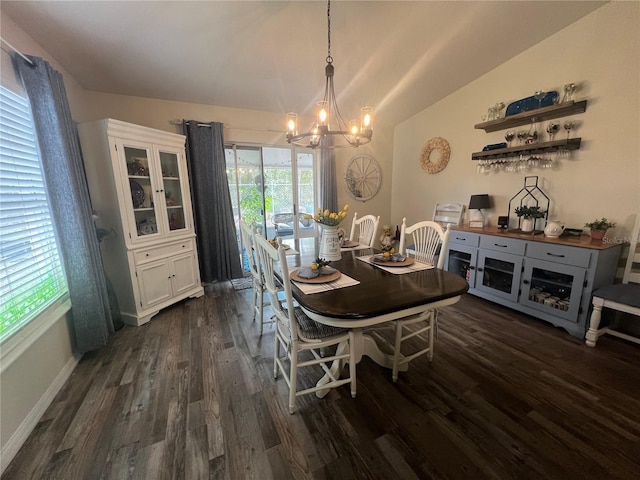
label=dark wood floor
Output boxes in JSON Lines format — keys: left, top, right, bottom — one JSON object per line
{"left": 5, "top": 283, "right": 640, "bottom": 479}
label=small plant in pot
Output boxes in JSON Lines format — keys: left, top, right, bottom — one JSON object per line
{"left": 584, "top": 217, "right": 616, "bottom": 240}
{"left": 514, "top": 205, "right": 546, "bottom": 232}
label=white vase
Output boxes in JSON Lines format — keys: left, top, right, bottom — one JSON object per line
{"left": 318, "top": 224, "right": 342, "bottom": 261}
{"left": 521, "top": 217, "right": 534, "bottom": 232}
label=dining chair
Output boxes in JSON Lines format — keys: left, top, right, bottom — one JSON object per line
{"left": 348, "top": 212, "right": 380, "bottom": 247}
{"left": 386, "top": 218, "right": 451, "bottom": 381}
{"left": 239, "top": 220, "right": 273, "bottom": 335}
{"left": 585, "top": 214, "right": 640, "bottom": 347}
{"left": 432, "top": 203, "right": 465, "bottom": 229}
{"left": 253, "top": 233, "right": 357, "bottom": 414}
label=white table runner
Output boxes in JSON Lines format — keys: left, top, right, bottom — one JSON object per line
{"left": 356, "top": 255, "right": 434, "bottom": 275}
{"left": 290, "top": 270, "right": 360, "bottom": 294}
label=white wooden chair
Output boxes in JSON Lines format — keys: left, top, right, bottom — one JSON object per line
{"left": 384, "top": 218, "right": 450, "bottom": 381}
{"left": 348, "top": 212, "right": 380, "bottom": 247}
{"left": 585, "top": 215, "right": 640, "bottom": 347}
{"left": 253, "top": 233, "right": 357, "bottom": 413}
{"left": 239, "top": 220, "right": 273, "bottom": 335}
{"left": 432, "top": 203, "right": 465, "bottom": 229}
{"left": 405, "top": 204, "right": 462, "bottom": 257}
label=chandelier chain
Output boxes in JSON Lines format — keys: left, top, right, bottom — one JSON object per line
{"left": 326, "top": 0, "right": 332, "bottom": 64}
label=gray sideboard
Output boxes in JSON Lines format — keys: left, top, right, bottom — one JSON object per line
{"left": 444, "top": 226, "right": 624, "bottom": 338}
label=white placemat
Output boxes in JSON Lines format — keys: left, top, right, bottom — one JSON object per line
{"left": 289, "top": 270, "right": 360, "bottom": 294}
{"left": 356, "top": 255, "right": 434, "bottom": 275}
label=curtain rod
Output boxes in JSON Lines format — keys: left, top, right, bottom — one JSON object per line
{"left": 0, "top": 36, "right": 34, "bottom": 65}
{"left": 170, "top": 119, "right": 283, "bottom": 133}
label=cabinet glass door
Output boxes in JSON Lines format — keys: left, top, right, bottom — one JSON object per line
{"left": 123, "top": 144, "right": 162, "bottom": 241}
{"left": 445, "top": 244, "right": 477, "bottom": 287}
{"left": 158, "top": 149, "right": 188, "bottom": 235}
{"left": 520, "top": 260, "right": 585, "bottom": 322}
{"left": 476, "top": 250, "right": 523, "bottom": 302}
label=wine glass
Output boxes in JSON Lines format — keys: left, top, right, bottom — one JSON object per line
{"left": 534, "top": 90, "right": 545, "bottom": 109}
{"left": 564, "top": 121, "right": 575, "bottom": 139}
{"left": 517, "top": 130, "right": 528, "bottom": 145}
{"left": 505, "top": 130, "right": 515, "bottom": 147}
{"left": 561, "top": 83, "right": 577, "bottom": 103}
{"left": 546, "top": 122, "right": 560, "bottom": 141}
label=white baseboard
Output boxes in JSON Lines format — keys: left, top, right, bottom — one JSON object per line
{"left": 0, "top": 351, "right": 82, "bottom": 474}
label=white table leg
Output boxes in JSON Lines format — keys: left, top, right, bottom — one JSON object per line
{"left": 315, "top": 330, "right": 407, "bottom": 398}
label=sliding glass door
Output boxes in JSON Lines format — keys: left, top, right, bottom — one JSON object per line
{"left": 226, "top": 145, "right": 316, "bottom": 270}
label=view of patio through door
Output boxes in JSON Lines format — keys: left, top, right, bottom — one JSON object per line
{"left": 225, "top": 145, "right": 316, "bottom": 271}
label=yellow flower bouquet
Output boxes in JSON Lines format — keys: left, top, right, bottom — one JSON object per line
{"left": 304, "top": 204, "right": 349, "bottom": 227}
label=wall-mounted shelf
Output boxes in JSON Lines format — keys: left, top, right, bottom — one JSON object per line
{"left": 474, "top": 100, "right": 587, "bottom": 133}
{"left": 471, "top": 138, "right": 581, "bottom": 160}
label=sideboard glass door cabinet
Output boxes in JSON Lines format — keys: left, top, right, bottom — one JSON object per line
{"left": 445, "top": 226, "right": 623, "bottom": 338}
{"left": 78, "top": 119, "right": 204, "bottom": 326}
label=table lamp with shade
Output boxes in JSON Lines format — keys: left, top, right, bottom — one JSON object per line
{"left": 469, "top": 194, "right": 491, "bottom": 228}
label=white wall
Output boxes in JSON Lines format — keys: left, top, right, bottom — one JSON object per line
{"left": 392, "top": 2, "right": 640, "bottom": 239}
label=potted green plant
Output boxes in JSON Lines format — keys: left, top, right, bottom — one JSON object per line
{"left": 584, "top": 217, "right": 615, "bottom": 240}
{"left": 514, "top": 205, "right": 546, "bottom": 232}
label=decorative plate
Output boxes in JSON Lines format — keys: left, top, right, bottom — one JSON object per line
{"left": 341, "top": 240, "right": 360, "bottom": 248}
{"left": 344, "top": 154, "right": 381, "bottom": 202}
{"left": 129, "top": 180, "right": 145, "bottom": 208}
{"left": 291, "top": 268, "right": 341, "bottom": 284}
{"left": 371, "top": 255, "right": 415, "bottom": 267}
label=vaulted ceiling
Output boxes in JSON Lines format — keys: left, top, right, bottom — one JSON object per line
{"left": 1, "top": 1, "right": 606, "bottom": 125}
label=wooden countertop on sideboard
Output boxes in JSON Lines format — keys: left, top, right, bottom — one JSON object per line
{"left": 451, "top": 225, "right": 624, "bottom": 250}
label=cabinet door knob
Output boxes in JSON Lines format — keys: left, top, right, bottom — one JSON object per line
{"left": 522, "top": 279, "right": 530, "bottom": 285}
{"left": 468, "top": 266, "right": 475, "bottom": 270}
{"left": 146, "top": 253, "right": 150, "bottom": 257}
{"left": 477, "top": 267, "right": 483, "bottom": 272}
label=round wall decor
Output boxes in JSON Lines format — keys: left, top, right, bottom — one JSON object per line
{"left": 344, "top": 154, "right": 381, "bottom": 201}
{"left": 420, "top": 137, "right": 451, "bottom": 174}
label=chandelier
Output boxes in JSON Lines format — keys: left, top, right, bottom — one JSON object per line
{"left": 286, "top": 0, "right": 373, "bottom": 149}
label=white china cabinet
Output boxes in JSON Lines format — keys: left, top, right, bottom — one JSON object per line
{"left": 78, "top": 119, "right": 203, "bottom": 326}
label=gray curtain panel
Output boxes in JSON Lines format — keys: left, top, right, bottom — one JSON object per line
{"left": 183, "top": 121, "right": 243, "bottom": 282}
{"left": 15, "top": 56, "right": 113, "bottom": 352}
{"left": 318, "top": 139, "right": 338, "bottom": 212}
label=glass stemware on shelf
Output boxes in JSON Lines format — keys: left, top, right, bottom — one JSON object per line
{"left": 564, "top": 121, "right": 575, "bottom": 139}
{"left": 546, "top": 121, "right": 560, "bottom": 142}
{"left": 534, "top": 90, "right": 546, "bottom": 109}
{"left": 505, "top": 130, "right": 515, "bottom": 147}
{"left": 517, "top": 130, "right": 528, "bottom": 145}
{"left": 561, "top": 83, "right": 577, "bottom": 103}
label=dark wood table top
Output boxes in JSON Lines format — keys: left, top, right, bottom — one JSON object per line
{"left": 288, "top": 248, "right": 469, "bottom": 323}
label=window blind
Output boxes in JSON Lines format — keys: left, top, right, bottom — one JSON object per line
{"left": 0, "top": 85, "right": 67, "bottom": 339}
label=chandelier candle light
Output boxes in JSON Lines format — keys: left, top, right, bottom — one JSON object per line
{"left": 286, "top": 0, "right": 373, "bottom": 149}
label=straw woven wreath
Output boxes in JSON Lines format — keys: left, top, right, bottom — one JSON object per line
{"left": 420, "top": 137, "right": 451, "bottom": 174}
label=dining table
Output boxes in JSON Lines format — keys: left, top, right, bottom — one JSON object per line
{"left": 283, "top": 239, "right": 469, "bottom": 396}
